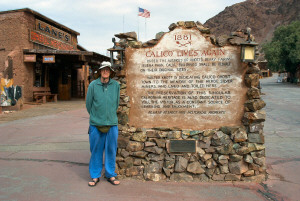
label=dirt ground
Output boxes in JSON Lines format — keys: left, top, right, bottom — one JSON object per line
{"left": 0, "top": 100, "right": 86, "bottom": 124}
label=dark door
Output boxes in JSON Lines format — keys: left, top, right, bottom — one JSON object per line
{"left": 49, "top": 66, "right": 59, "bottom": 94}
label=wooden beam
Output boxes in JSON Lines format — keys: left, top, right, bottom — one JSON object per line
{"left": 78, "top": 55, "right": 92, "bottom": 62}
{"left": 23, "top": 49, "right": 93, "bottom": 56}
{"left": 82, "top": 64, "right": 86, "bottom": 99}
{"left": 83, "top": 62, "right": 89, "bottom": 100}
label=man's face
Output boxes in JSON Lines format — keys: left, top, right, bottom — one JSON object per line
{"left": 101, "top": 67, "right": 111, "bottom": 79}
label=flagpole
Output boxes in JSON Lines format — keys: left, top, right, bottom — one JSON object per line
{"left": 145, "top": 17, "right": 147, "bottom": 41}
{"left": 137, "top": 7, "right": 139, "bottom": 40}
{"left": 123, "top": 15, "right": 124, "bottom": 33}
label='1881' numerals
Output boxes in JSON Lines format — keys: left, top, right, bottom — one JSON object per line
{"left": 174, "top": 34, "right": 192, "bottom": 41}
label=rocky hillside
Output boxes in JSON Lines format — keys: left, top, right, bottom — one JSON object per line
{"left": 204, "top": 0, "right": 300, "bottom": 44}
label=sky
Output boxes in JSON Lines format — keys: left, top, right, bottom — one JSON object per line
{"left": 0, "top": 0, "right": 245, "bottom": 56}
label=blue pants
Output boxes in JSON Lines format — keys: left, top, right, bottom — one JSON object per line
{"left": 89, "top": 125, "right": 118, "bottom": 179}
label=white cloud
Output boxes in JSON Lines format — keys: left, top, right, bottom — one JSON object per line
{"left": 0, "top": 0, "right": 245, "bottom": 55}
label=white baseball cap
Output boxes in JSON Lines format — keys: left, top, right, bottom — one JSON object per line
{"left": 99, "top": 61, "right": 114, "bottom": 72}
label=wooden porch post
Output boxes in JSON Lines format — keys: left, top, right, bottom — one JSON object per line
{"left": 83, "top": 62, "right": 89, "bottom": 100}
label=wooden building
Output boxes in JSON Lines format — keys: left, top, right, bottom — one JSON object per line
{"left": 0, "top": 8, "right": 109, "bottom": 104}
{"left": 258, "top": 61, "right": 271, "bottom": 78}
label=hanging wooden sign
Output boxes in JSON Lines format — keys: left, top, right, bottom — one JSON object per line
{"left": 24, "top": 54, "right": 36, "bottom": 62}
{"left": 43, "top": 55, "right": 55, "bottom": 63}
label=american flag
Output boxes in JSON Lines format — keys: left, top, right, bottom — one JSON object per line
{"left": 138, "top": 7, "right": 150, "bottom": 18}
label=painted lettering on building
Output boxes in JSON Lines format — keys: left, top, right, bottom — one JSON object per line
{"left": 30, "top": 30, "right": 76, "bottom": 51}
{"left": 35, "top": 19, "right": 72, "bottom": 43}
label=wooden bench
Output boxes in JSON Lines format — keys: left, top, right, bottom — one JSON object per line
{"left": 33, "top": 87, "right": 57, "bottom": 103}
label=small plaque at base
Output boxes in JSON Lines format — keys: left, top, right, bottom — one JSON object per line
{"left": 169, "top": 140, "right": 196, "bottom": 153}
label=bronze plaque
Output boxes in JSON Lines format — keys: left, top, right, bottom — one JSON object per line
{"left": 169, "top": 140, "right": 196, "bottom": 153}
{"left": 126, "top": 27, "right": 248, "bottom": 130}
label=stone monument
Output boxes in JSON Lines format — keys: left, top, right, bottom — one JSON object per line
{"left": 112, "top": 21, "right": 266, "bottom": 182}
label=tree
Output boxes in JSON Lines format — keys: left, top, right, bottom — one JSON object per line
{"left": 262, "top": 20, "right": 300, "bottom": 74}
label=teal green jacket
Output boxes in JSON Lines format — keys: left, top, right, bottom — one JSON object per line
{"left": 86, "top": 78, "right": 120, "bottom": 126}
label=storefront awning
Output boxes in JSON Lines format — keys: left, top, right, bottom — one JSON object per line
{"left": 23, "top": 49, "right": 110, "bottom": 65}
{"left": 24, "top": 49, "right": 92, "bottom": 56}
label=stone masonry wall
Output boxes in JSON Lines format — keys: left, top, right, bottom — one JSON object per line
{"left": 113, "top": 21, "right": 266, "bottom": 182}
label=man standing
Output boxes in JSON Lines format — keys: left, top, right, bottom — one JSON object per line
{"left": 86, "top": 61, "right": 120, "bottom": 186}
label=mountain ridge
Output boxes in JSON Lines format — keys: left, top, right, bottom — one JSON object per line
{"left": 204, "top": 0, "right": 300, "bottom": 44}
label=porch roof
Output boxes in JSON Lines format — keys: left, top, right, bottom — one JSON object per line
{"left": 23, "top": 49, "right": 110, "bottom": 65}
